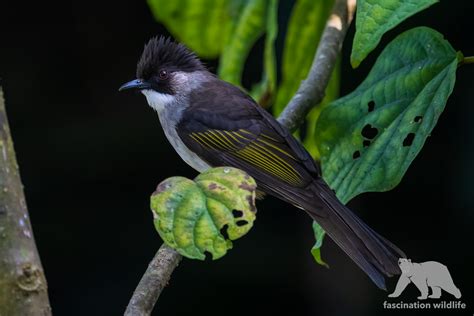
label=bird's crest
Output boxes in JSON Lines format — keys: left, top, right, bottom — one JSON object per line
{"left": 136, "top": 36, "right": 205, "bottom": 79}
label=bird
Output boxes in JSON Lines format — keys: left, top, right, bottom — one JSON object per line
{"left": 119, "top": 36, "right": 405, "bottom": 290}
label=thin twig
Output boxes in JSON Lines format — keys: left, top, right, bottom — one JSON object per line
{"left": 125, "top": 1, "right": 356, "bottom": 314}
{"left": 0, "top": 86, "right": 52, "bottom": 315}
{"left": 124, "top": 244, "right": 182, "bottom": 316}
{"left": 277, "top": 0, "right": 356, "bottom": 131}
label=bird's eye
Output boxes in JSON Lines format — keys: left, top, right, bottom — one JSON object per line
{"left": 158, "top": 69, "right": 168, "bottom": 80}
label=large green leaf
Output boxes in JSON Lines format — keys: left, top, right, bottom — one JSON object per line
{"left": 147, "top": 0, "right": 235, "bottom": 58}
{"left": 317, "top": 27, "right": 460, "bottom": 204}
{"left": 273, "top": 0, "right": 334, "bottom": 116}
{"left": 250, "top": 0, "right": 278, "bottom": 106}
{"left": 218, "top": 0, "right": 268, "bottom": 86}
{"left": 351, "top": 0, "right": 438, "bottom": 68}
{"left": 151, "top": 167, "right": 257, "bottom": 260}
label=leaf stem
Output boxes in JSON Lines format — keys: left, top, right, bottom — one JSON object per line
{"left": 462, "top": 56, "right": 474, "bottom": 65}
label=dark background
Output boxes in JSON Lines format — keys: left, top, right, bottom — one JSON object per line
{"left": 1, "top": 1, "right": 473, "bottom": 315}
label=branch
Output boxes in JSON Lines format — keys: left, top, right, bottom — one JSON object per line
{"left": 124, "top": 243, "right": 182, "bottom": 316}
{"left": 0, "top": 86, "right": 52, "bottom": 315}
{"left": 125, "top": 1, "right": 356, "bottom": 314}
{"left": 277, "top": 0, "right": 356, "bottom": 131}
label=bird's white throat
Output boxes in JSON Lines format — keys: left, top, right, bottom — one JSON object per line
{"left": 141, "top": 89, "right": 175, "bottom": 113}
{"left": 141, "top": 87, "right": 211, "bottom": 173}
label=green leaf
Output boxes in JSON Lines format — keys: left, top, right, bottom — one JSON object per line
{"left": 311, "top": 221, "right": 329, "bottom": 268}
{"left": 351, "top": 0, "right": 438, "bottom": 68}
{"left": 263, "top": 0, "right": 278, "bottom": 95}
{"left": 250, "top": 0, "right": 278, "bottom": 106}
{"left": 150, "top": 167, "right": 257, "bottom": 260}
{"left": 317, "top": 27, "right": 460, "bottom": 204}
{"left": 147, "top": 0, "right": 235, "bottom": 59}
{"left": 218, "top": 0, "right": 268, "bottom": 86}
{"left": 273, "top": 0, "right": 334, "bottom": 116}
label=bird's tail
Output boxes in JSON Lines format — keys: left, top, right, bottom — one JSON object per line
{"left": 306, "top": 180, "right": 405, "bottom": 290}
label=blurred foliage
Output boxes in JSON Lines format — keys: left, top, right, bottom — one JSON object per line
{"left": 273, "top": 0, "right": 333, "bottom": 116}
{"left": 151, "top": 167, "right": 257, "bottom": 260}
{"left": 351, "top": 0, "right": 438, "bottom": 68}
{"left": 249, "top": 0, "right": 278, "bottom": 104}
{"left": 147, "top": 0, "right": 233, "bottom": 58}
{"left": 148, "top": 1, "right": 463, "bottom": 268}
{"left": 275, "top": 0, "right": 336, "bottom": 160}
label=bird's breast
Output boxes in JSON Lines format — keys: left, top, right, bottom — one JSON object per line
{"left": 157, "top": 110, "right": 210, "bottom": 173}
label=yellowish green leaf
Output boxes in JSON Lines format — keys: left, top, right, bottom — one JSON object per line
{"left": 151, "top": 167, "right": 257, "bottom": 260}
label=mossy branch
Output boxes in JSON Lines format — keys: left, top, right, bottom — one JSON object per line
{"left": 277, "top": 0, "right": 356, "bottom": 131}
{"left": 0, "top": 86, "right": 51, "bottom": 315}
{"left": 124, "top": 244, "right": 182, "bottom": 316}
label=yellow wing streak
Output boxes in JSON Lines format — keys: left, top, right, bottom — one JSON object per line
{"left": 210, "top": 130, "right": 243, "bottom": 151}
{"left": 255, "top": 137, "right": 297, "bottom": 160}
{"left": 234, "top": 148, "right": 302, "bottom": 186}
{"left": 239, "top": 129, "right": 298, "bottom": 161}
{"left": 190, "top": 133, "right": 213, "bottom": 148}
{"left": 194, "top": 132, "right": 230, "bottom": 151}
{"left": 238, "top": 129, "right": 255, "bottom": 137}
{"left": 214, "top": 130, "right": 239, "bottom": 149}
{"left": 207, "top": 130, "right": 235, "bottom": 150}
{"left": 232, "top": 132, "right": 302, "bottom": 184}
{"left": 223, "top": 130, "right": 246, "bottom": 145}
{"left": 199, "top": 132, "right": 228, "bottom": 149}
{"left": 232, "top": 132, "right": 302, "bottom": 185}
{"left": 191, "top": 130, "right": 303, "bottom": 186}
{"left": 246, "top": 143, "right": 302, "bottom": 185}
{"left": 259, "top": 133, "right": 280, "bottom": 142}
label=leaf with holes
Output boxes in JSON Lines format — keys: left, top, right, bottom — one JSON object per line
{"left": 351, "top": 0, "right": 438, "bottom": 68}
{"left": 316, "top": 27, "right": 460, "bottom": 203}
{"left": 150, "top": 167, "right": 257, "bottom": 260}
{"left": 147, "top": 0, "right": 236, "bottom": 59}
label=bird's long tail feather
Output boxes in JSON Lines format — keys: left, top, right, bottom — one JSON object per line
{"left": 306, "top": 181, "right": 405, "bottom": 290}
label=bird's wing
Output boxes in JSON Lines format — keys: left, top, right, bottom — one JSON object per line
{"left": 176, "top": 80, "right": 321, "bottom": 206}
{"left": 177, "top": 80, "right": 405, "bottom": 289}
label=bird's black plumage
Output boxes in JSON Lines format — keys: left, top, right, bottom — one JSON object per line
{"left": 177, "top": 78, "right": 406, "bottom": 290}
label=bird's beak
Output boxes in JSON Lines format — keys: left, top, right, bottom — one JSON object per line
{"left": 118, "top": 79, "right": 151, "bottom": 91}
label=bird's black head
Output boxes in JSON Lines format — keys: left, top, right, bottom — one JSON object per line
{"left": 137, "top": 36, "right": 205, "bottom": 79}
{"left": 119, "top": 36, "right": 205, "bottom": 95}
